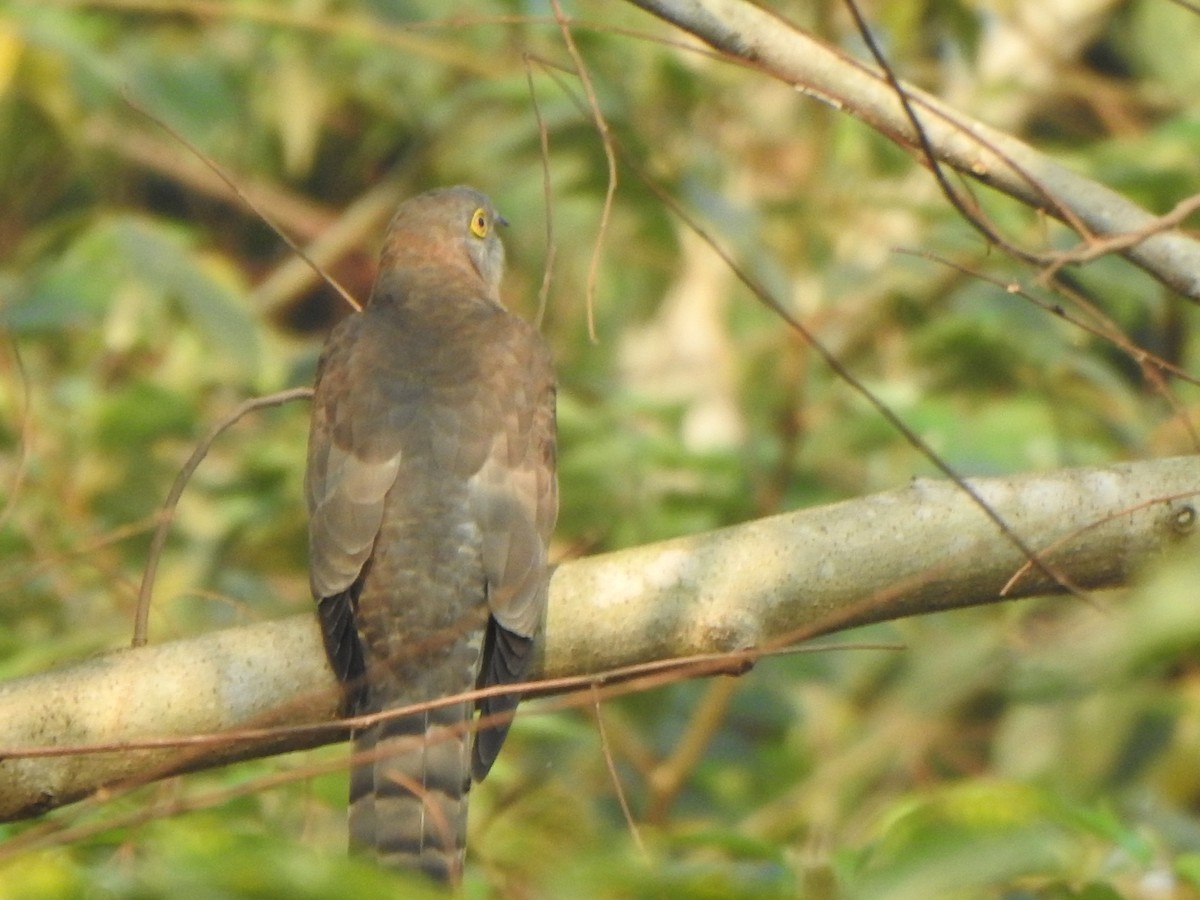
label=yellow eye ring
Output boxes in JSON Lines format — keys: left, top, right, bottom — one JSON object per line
{"left": 469, "top": 208, "right": 489, "bottom": 238}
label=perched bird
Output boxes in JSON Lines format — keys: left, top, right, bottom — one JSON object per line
{"left": 305, "top": 186, "right": 557, "bottom": 883}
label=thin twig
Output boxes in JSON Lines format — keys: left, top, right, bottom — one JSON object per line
{"left": 1000, "top": 491, "right": 1200, "bottom": 596}
{"left": 0, "top": 641, "right": 901, "bottom": 855}
{"left": 591, "top": 685, "right": 646, "bottom": 855}
{"left": 897, "top": 249, "right": 1200, "bottom": 389}
{"left": 841, "top": 0, "right": 1063, "bottom": 266}
{"left": 524, "top": 54, "right": 558, "bottom": 330}
{"left": 133, "top": 388, "right": 313, "bottom": 647}
{"left": 122, "top": 91, "right": 360, "bottom": 313}
{"left": 624, "top": 0, "right": 1200, "bottom": 300}
{"left": 551, "top": 0, "right": 616, "bottom": 342}
{"left": 0, "top": 640, "right": 902, "bottom": 762}
{"left": 1037, "top": 191, "right": 1200, "bottom": 277}
{"left": 900, "top": 247, "right": 1200, "bottom": 451}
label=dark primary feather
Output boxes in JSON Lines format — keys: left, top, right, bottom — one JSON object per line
{"left": 473, "top": 623, "right": 534, "bottom": 779}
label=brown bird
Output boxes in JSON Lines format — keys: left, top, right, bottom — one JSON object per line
{"left": 305, "top": 186, "right": 557, "bottom": 882}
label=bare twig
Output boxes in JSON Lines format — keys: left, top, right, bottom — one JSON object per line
{"left": 82, "top": 119, "right": 335, "bottom": 238}
{"left": 591, "top": 686, "right": 646, "bottom": 855}
{"left": 122, "top": 92, "right": 360, "bottom": 313}
{"left": 133, "top": 388, "right": 313, "bottom": 647}
{"left": 524, "top": 54, "right": 558, "bottom": 330}
{"left": 896, "top": 250, "right": 1200, "bottom": 390}
{"left": 898, "top": 248, "right": 1200, "bottom": 451}
{"left": 0, "top": 640, "right": 875, "bottom": 764}
{"left": 551, "top": 0, "right": 617, "bottom": 341}
{"left": 848, "top": 0, "right": 1200, "bottom": 281}
{"left": 249, "top": 179, "right": 407, "bottom": 315}
{"left": 1000, "top": 491, "right": 1200, "bottom": 596}
{"left": 622, "top": 0, "right": 1200, "bottom": 301}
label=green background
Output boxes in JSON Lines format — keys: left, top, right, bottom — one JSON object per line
{"left": 2, "top": 1, "right": 1200, "bottom": 896}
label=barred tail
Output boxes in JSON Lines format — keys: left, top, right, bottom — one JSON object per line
{"left": 348, "top": 697, "right": 473, "bottom": 883}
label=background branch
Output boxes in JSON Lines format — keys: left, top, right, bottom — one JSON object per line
{"left": 624, "top": 0, "right": 1200, "bottom": 301}
{"left": 2, "top": 456, "right": 1196, "bottom": 822}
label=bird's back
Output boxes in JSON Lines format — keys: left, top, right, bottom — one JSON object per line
{"left": 306, "top": 187, "right": 556, "bottom": 884}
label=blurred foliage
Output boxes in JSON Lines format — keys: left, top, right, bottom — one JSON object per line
{"left": 1, "top": 0, "right": 1199, "bottom": 897}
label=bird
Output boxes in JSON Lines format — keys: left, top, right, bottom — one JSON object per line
{"left": 304, "top": 185, "right": 557, "bottom": 883}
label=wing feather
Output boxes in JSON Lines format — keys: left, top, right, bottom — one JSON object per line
{"left": 468, "top": 335, "right": 557, "bottom": 639}
{"left": 305, "top": 316, "right": 405, "bottom": 600}
{"left": 467, "top": 336, "right": 555, "bottom": 779}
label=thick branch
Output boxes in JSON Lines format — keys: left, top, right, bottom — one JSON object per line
{"left": 624, "top": 0, "right": 1200, "bottom": 301}
{"left": 0, "top": 457, "right": 1197, "bottom": 821}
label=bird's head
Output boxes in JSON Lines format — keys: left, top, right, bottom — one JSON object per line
{"left": 378, "top": 185, "right": 508, "bottom": 301}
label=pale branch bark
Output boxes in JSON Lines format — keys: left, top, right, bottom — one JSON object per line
{"left": 622, "top": 0, "right": 1200, "bottom": 302}
{"left": 1, "top": 456, "right": 1197, "bottom": 822}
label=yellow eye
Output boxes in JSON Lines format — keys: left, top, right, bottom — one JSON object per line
{"left": 469, "top": 208, "right": 489, "bottom": 238}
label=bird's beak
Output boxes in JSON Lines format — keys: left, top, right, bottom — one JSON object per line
{"left": 496, "top": 214, "right": 510, "bottom": 228}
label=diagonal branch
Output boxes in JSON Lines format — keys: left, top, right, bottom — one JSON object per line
{"left": 0, "top": 456, "right": 1196, "bottom": 822}
{"left": 623, "top": 0, "right": 1200, "bottom": 301}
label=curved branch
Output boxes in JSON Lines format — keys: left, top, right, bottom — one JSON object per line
{"left": 624, "top": 0, "right": 1200, "bottom": 301}
{"left": 133, "top": 388, "right": 314, "bottom": 646}
{"left": 1, "top": 456, "right": 1196, "bottom": 821}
